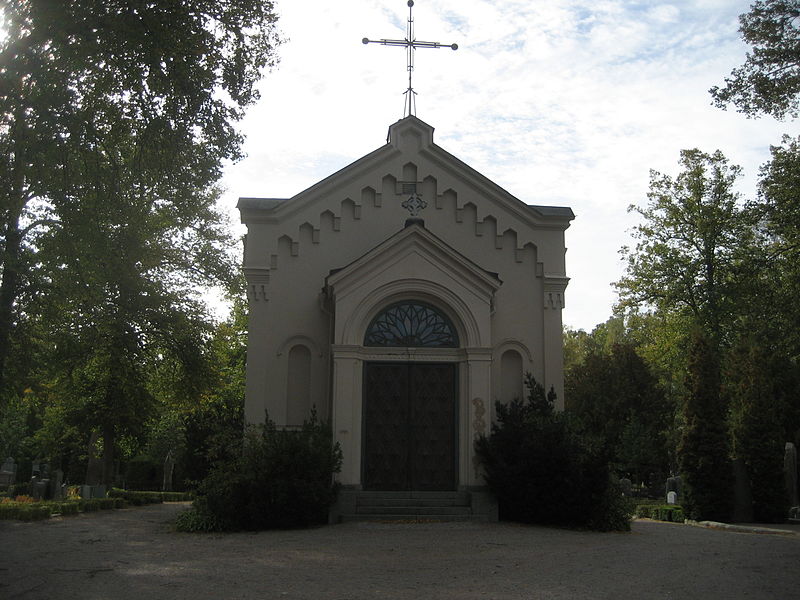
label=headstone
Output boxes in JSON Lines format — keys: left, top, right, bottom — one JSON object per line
{"left": 85, "top": 431, "right": 105, "bottom": 486}
{"left": 667, "top": 491, "right": 677, "bottom": 505}
{"left": 666, "top": 476, "right": 682, "bottom": 502}
{"left": 162, "top": 450, "right": 175, "bottom": 492}
{"left": 0, "top": 457, "right": 16, "bottom": 490}
{"left": 49, "top": 469, "right": 64, "bottom": 500}
{"left": 31, "top": 478, "right": 48, "bottom": 500}
{"left": 785, "top": 442, "right": 798, "bottom": 508}
{"left": 80, "top": 484, "right": 107, "bottom": 499}
{"left": 619, "top": 478, "right": 632, "bottom": 496}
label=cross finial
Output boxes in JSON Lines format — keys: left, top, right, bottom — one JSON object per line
{"left": 363, "top": 0, "right": 458, "bottom": 118}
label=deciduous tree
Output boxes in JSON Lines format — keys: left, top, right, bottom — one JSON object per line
{"left": 617, "top": 149, "right": 755, "bottom": 342}
{"left": 0, "top": 0, "right": 281, "bottom": 396}
{"left": 710, "top": 0, "right": 800, "bottom": 119}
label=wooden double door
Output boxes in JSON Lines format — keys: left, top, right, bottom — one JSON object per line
{"left": 363, "top": 362, "right": 457, "bottom": 491}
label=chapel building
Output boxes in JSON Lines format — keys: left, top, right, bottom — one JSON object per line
{"left": 238, "top": 116, "right": 574, "bottom": 518}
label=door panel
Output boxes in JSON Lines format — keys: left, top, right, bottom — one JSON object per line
{"left": 363, "top": 363, "right": 456, "bottom": 491}
{"left": 363, "top": 364, "right": 409, "bottom": 491}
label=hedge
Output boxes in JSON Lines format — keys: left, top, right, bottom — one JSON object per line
{"left": 108, "top": 488, "right": 193, "bottom": 505}
{"left": 635, "top": 504, "right": 686, "bottom": 523}
{"left": 0, "top": 490, "right": 189, "bottom": 522}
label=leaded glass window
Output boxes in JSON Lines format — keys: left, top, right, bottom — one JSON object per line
{"left": 365, "top": 302, "right": 459, "bottom": 348}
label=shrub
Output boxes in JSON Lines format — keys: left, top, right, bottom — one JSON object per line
{"left": 475, "top": 374, "right": 631, "bottom": 531}
{"left": 174, "top": 508, "right": 224, "bottom": 533}
{"left": 635, "top": 504, "right": 685, "bottom": 523}
{"left": 80, "top": 499, "right": 101, "bottom": 512}
{"left": 185, "top": 410, "right": 343, "bottom": 531}
{"left": 109, "top": 488, "right": 192, "bottom": 504}
{"left": 17, "top": 504, "right": 51, "bottom": 521}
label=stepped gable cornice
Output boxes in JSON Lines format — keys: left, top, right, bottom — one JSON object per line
{"left": 237, "top": 116, "right": 574, "bottom": 230}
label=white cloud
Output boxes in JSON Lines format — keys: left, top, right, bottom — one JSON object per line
{"left": 221, "top": 0, "right": 800, "bottom": 331}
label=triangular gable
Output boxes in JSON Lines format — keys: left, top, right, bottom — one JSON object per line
{"left": 238, "top": 116, "right": 574, "bottom": 230}
{"left": 325, "top": 220, "right": 501, "bottom": 301}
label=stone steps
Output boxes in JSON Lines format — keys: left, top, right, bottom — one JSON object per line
{"left": 333, "top": 490, "right": 497, "bottom": 523}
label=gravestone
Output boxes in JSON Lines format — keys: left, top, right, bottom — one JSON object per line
{"left": 619, "top": 478, "right": 632, "bottom": 496}
{"left": 785, "top": 442, "right": 798, "bottom": 508}
{"left": 80, "top": 484, "right": 107, "bottom": 499}
{"left": 49, "top": 469, "right": 64, "bottom": 500}
{"left": 667, "top": 491, "right": 677, "bottom": 505}
{"left": 31, "top": 461, "right": 50, "bottom": 500}
{"left": 0, "top": 457, "right": 16, "bottom": 490}
{"left": 666, "top": 476, "right": 682, "bottom": 502}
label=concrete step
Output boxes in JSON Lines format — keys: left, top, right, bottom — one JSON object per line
{"left": 356, "top": 497, "right": 469, "bottom": 508}
{"left": 339, "top": 513, "right": 477, "bottom": 523}
{"left": 356, "top": 491, "right": 470, "bottom": 501}
{"left": 332, "top": 489, "right": 498, "bottom": 523}
{"left": 356, "top": 505, "right": 472, "bottom": 516}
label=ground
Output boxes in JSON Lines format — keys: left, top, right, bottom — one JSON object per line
{"left": 2, "top": 502, "right": 799, "bottom": 599}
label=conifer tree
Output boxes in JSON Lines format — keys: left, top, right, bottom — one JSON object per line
{"left": 727, "top": 339, "right": 788, "bottom": 522}
{"left": 679, "top": 329, "right": 733, "bottom": 521}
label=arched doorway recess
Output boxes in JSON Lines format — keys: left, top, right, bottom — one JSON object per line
{"left": 362, "top": 301, "right": 459, "bottom": 491}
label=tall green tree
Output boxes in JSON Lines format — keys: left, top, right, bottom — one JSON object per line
{"left": 710, "top": 0, "right": 800, "bottom": 119}
{"left": 617, "top": 149, "right": 755, "bottom": 342}
{"left": 679, "top": 329, "right": 733, "bottom": 522}
{"left": 0, "top": 0, "right": 281, "bottom": 396}
{"left": 726, "top": 338, "right": 789, "bottom": 522}
{"left": 566, "top": 336, "right": 671, "bottom": 481}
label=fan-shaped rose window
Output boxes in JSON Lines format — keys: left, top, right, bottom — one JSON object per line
{"left": 364, "top": 302, "right": 459, "bottom": 348}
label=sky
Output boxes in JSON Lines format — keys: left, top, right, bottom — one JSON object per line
{"left": 220, "top": 0, "right": 800, "bottom": 332}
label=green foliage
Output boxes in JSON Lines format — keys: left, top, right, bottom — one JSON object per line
{"left": 679, "top": 329, "right": 733, "bottom": 522}
{"left": 710, "top": 0, "right": 800, "bottom": 119}
{"left": 108, "top": 488, "right": 192, "bottom": 505}
{"left": 726, "top": 339, "right": 789, "bottom": 522}
{"left": 0, "top": 0, "right": 282, "bottom": 400}
{"left": 755, "top": 136, "right": 800, "bottom": 375}
{"left": 185, "top": 412, "right": 343, "bottom": 532}
{"left": 617, "top": 149, "right": 755, "bottom": 337}
{"left": 174, "top": 508, "right": 224, "bottom": 533}
{"left": 124, "top": 456, "right": 161, "bottom": 491}
{"left": 0, "top": 503, "right": 51, "bottom": 521}
{"left": 0, "top": 497, "right": 124, "bottom": 521}
{"left": 635, "top": 504, "right": 685, "bottom": 523}
{"left": 566, "top": 336, "right": 671, "bottom": 481}
{"left": 0, "top": 0, "right": 281, "bottom": 486}
{"left": 475, "top": 374, "right": 630, "bottom": 531}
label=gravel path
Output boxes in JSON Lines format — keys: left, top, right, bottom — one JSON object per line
{"left": 2, "top": 502, "right": 799, "bottom": 599}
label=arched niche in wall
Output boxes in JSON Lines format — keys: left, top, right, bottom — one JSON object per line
{"left": 286, "top": 344, "right": 312, "bottom": 427}
{"left": 500, "top": 348, "right": 523, "bottom": 404}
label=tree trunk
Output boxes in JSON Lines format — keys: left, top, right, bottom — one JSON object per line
{"left": 0, "top": 205, "right": 24, "bottom": 395}
{"left": 102, "top": 423, "right": 115, "bottom": 487}
{"left": 0, "top": 100, "right": 31, "bottom": 397}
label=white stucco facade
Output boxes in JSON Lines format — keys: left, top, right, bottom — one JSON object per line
{"left": 238, "top": 116, "right": 574, "bottom": 491}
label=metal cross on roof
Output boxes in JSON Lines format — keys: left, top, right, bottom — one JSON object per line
{"left": 363, "top": 0, "right": 458, "bottom": 118}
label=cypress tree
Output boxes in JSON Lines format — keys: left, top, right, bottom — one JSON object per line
{"left": 727, "top": 339, "right": 788, "bottom": 522}
{"left": 679, "top": 329, "right": 734, "bottom": 521}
